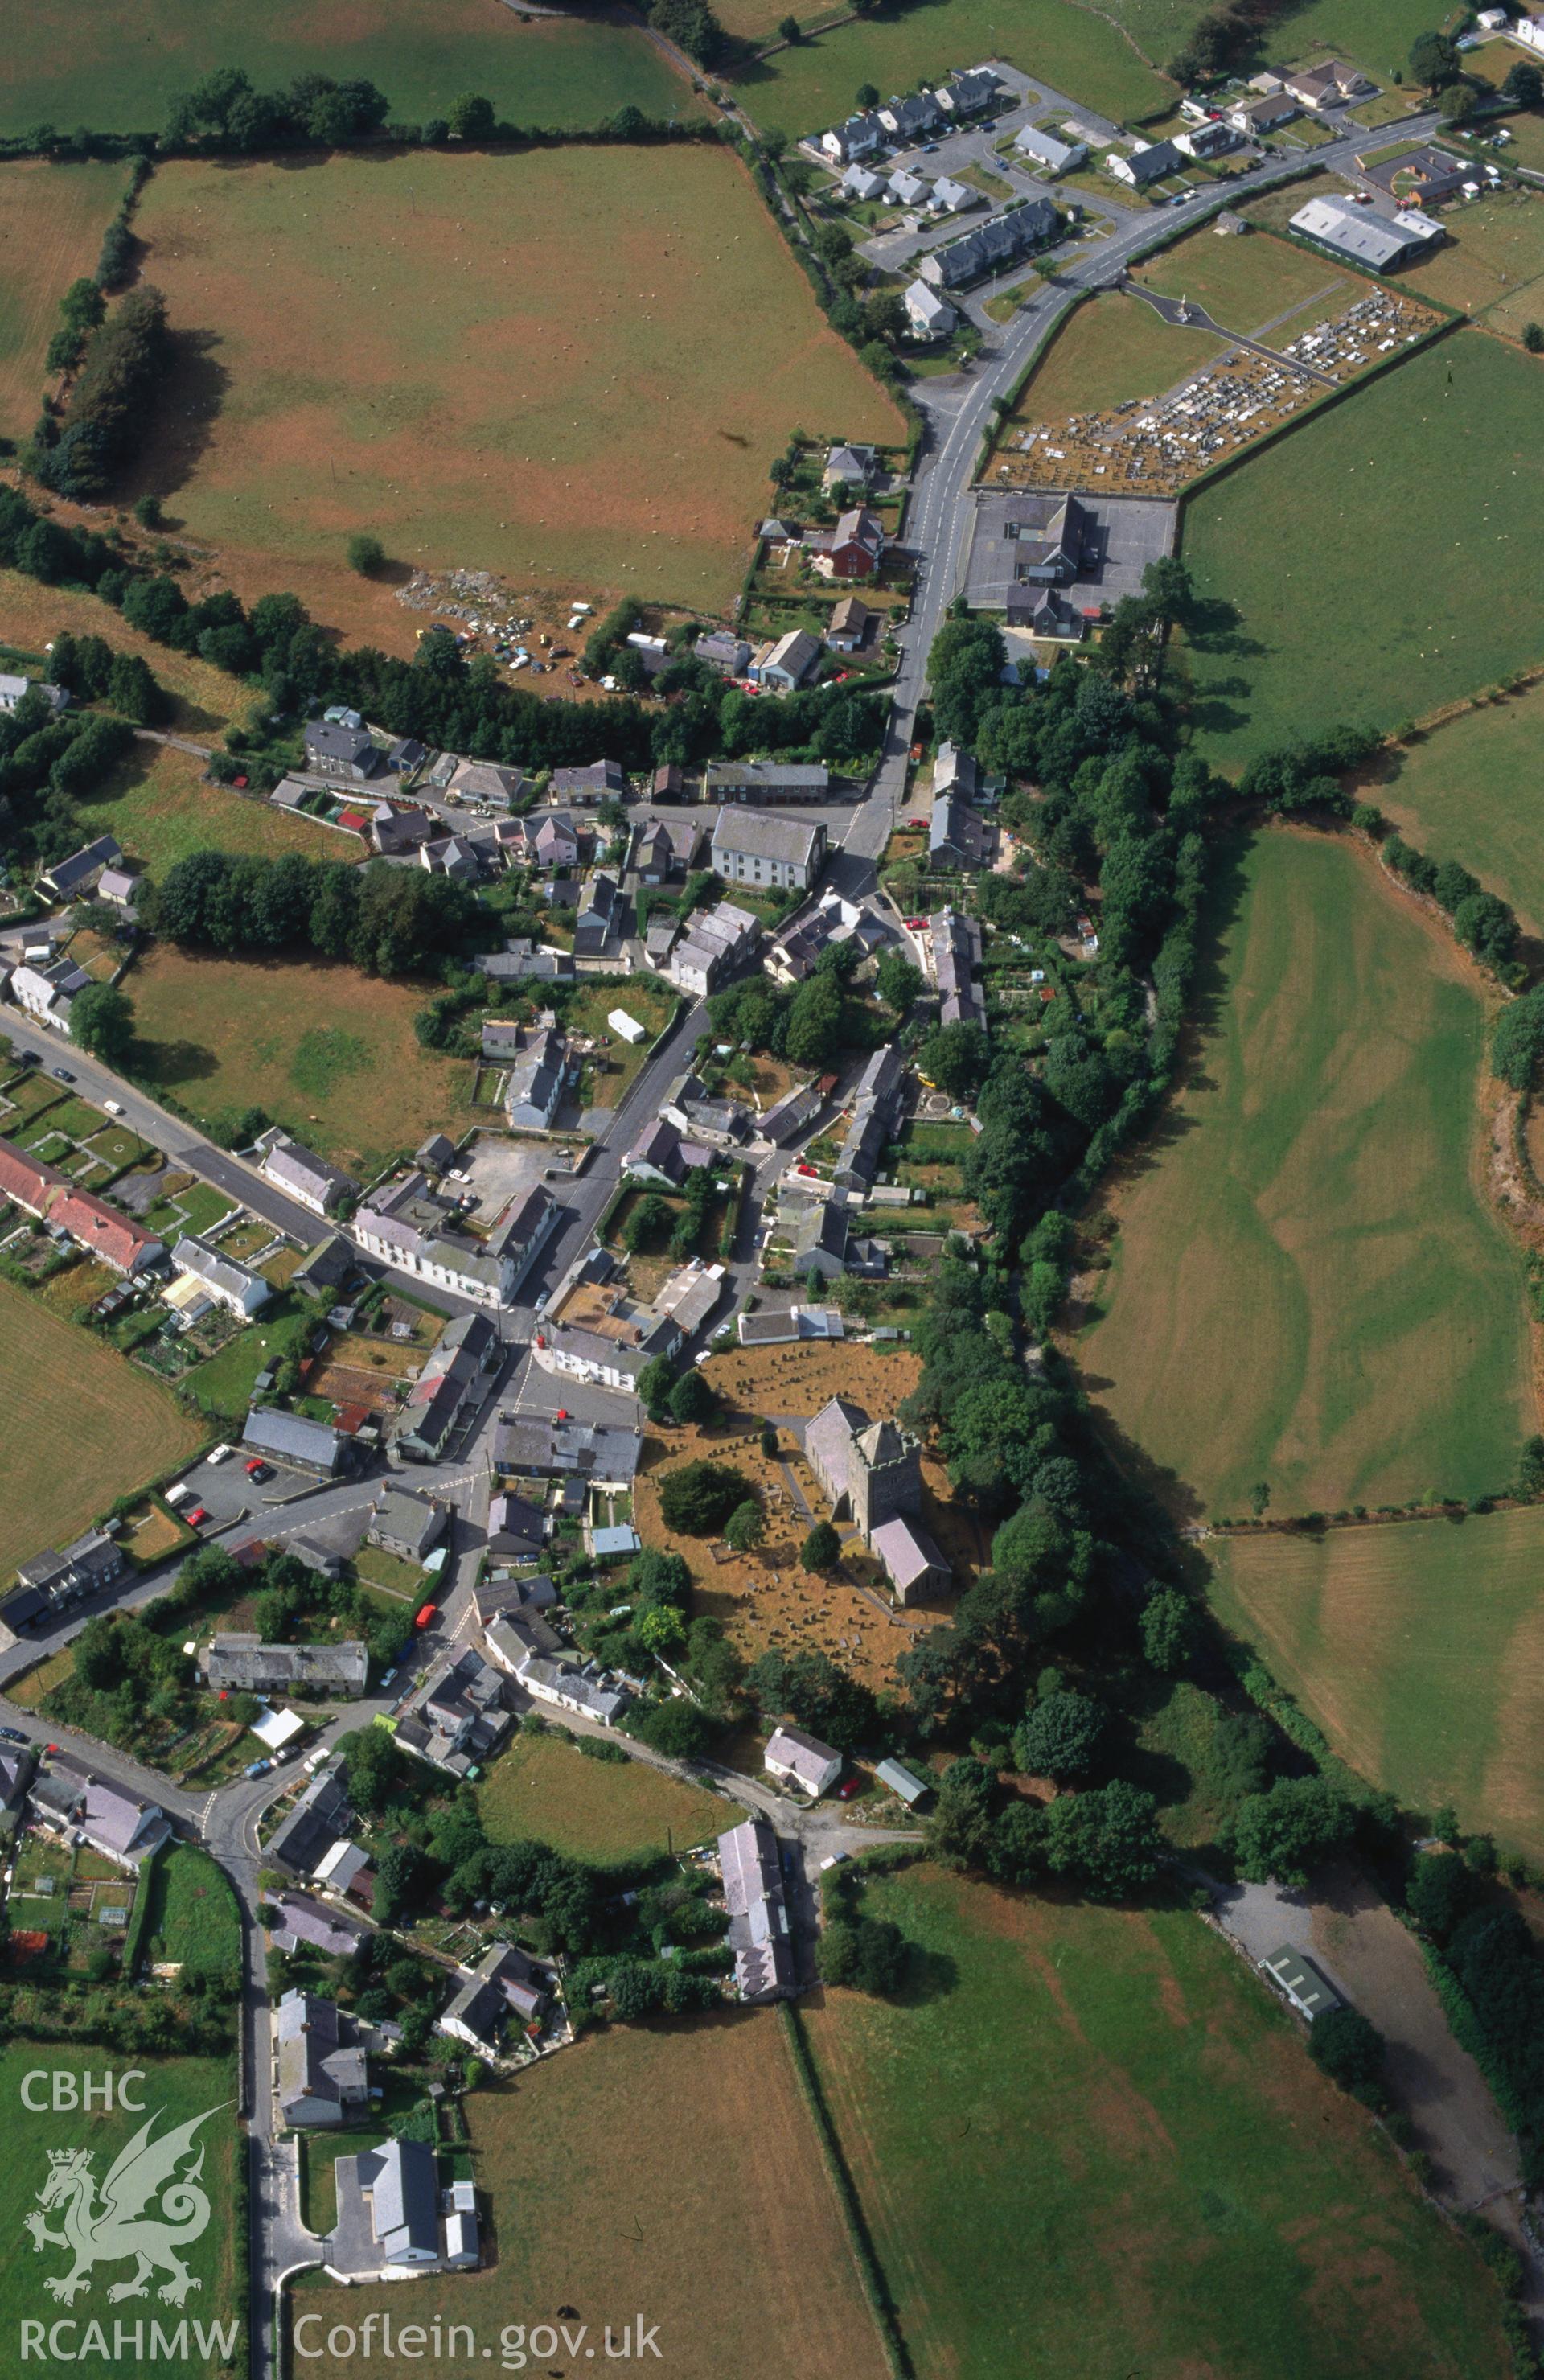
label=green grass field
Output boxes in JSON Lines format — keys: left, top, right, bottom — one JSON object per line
{"left": 0, "top": 1275, "right": 204, "bottom": 1583}
{"left": 1181, "top": 334, "right": 1544, "bottom": 763}
{"left": 0, "top": 2044, "right": 240, "bottom": 2377}
{"left": 1365, "top": 680, "right": 1544, "bottom": 939}
{"left": 1078, "top": 830, "right": 1531, "bottom": 1521}
{"left": 0, "top": 0, "right": 691, "bottom": 141}
{"left": 1133, "top": 224, "right": 1355, "bottom": 337}
{"left": 729, "top": 0, "right": 1172, "bottom": 136}
{"left": 80, "top": 746, "right": 347, "bottom": 878}
{"left": 292, "top": 2012, "right": 889, "bottom": 2380}
{"left": 1209, "top": 1507, "right": 1544, "bottom": 1860}
{"left": 1262, "top": 0, "right": 1463, "bottom": 79}
{"left": 0, "top": 569, "right": 249, "bottom": 736}
{"left": 803, "top": 1864, "right": 1508, "bottom": 2380}
{"left": 141, "top": 1844, "right": 243, "bottom": 1977}
{"left": 479, "top": 1734, "right": 737, "bottom": 1865}
{"left": 1394, "top": 188, "right": 1544, "bottom": 346}
{"left": 0, "top": 159, "right": 128, "bottom": 442}
{"left": 128, "top": 944, "right": 468, "bottom": 1174}
{"left": 131, "top": 146, "right": 899, "bottom": 618}
{"left": 1011, "top": 290, "right": 1225, "bottom": 423}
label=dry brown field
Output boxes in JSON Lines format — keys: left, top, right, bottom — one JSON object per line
{"left": 292, "top": 2011, "right": 889, "bottom": 2380}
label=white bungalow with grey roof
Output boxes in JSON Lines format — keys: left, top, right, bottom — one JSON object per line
{"left": 350, "top": 2135, "right": 440, "bottom": 2263}
{"left": 711, "top": 809, "right": 826, "bottom": 894}
{"left": 1014, "top": 122, "right": 1086, "bottom": 174}
{"left": 764, "top": 1723, "right": 842, "bottom": 1798}
{"left": 748, "top": 628, "right": 820, "bottom": 692}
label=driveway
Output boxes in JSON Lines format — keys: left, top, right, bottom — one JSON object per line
{"left": 1213, "top": 1866, "right": 1521, "bottom": 2212}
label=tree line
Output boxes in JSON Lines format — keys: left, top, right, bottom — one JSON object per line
{"left": 149, "top": 846, "right": 482, "bottom": 979}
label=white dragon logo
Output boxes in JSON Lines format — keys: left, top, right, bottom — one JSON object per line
{"left": 23, "top": 2103, "right": 225, "bottom": 2307}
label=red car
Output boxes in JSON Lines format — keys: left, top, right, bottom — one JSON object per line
{"left": 838, "top": 1775, "right": 863, "bottom": 1800}
{"left": 244, "top": 1458, "right": 272, "bottom": 1480}
{"left": 905, "top": 917, "right": 926, "bottom": 931}
{"left": 186, "top": 1506, "right": 211, "bottom": 1527}
{"left": 414, "top": 1602, "right": 438, "bottom": 1630}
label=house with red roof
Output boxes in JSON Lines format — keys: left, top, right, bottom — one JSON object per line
{"left": 0, "top": 1136, "right": 162, "bottom": 1275}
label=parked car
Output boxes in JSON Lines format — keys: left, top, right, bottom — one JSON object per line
{"left": 838, "top": 1774, "right": 863, "bottom": 1799}
{"left": 414, "top": 1603, "right": 437, "bottom": 1630}
{"left": 51, "top": 1067, "right": 75, "bottom": 1082}
{"left": 244, "top": 1758, "right": 273, "bottom": 1778}
{"left": 103, "top": 1099, "right": 125, "bottom": 1117}
{"left": 244, "top": 1458, "right": 273, "bottom": 1481}
{"left": 207, "top": 1445, "right": 236, "bottom": 1466}
{"left": 0, "top": 1727, "right": 27, "bottom": 1746}
{"left": 186, "top": 1506, "right": 211, "bottom": 1527}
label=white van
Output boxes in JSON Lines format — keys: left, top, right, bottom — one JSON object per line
{"left": 103, "top": 1099, "right": 125, "bottom": 1117}
{"left": 207, "top": 1445, "right": 236, "bottom": 1466}
{"left": 165, "top": 1482, "right": 195, "bottom": 1509}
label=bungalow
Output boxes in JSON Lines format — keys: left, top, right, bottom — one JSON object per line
{"left": 303, "top": 721, "right": 382, "bottom": 783}
{"left": 1361, "top": 144, "right": 1469, "bottom": 204}
{"left": 807, "top": 507, "right": 885, "bottom": 582}
{"left": 749, "top": 627, "right": 821, "bottom": 691}
{"left": 1283, "top": 57, "right": 1372, "bottom": 108}
{"left": 711, "top": 808, "right": 826, "bottom": 894}
{"left": 693, "top": 628, "right": 752, "bottom": 676}
{"left": 840, "top": 162, "right": 886, "bottom": 202}
{"left": 889, "top": 165, "right": 930, "bottom": 208}
{"left": 764, "top": 1723, "right": 842, "bottom": 1799}
{"left": 930, "top": 175, "right": 977, "bottom": 216}
{"left": 260, "top": 1132, "right": 357, "bottom": 1217}
{"left": 1226, "top": 91, "right": 1298, "bottom": 134}
{"left": 447, "top": 758, "right": 528, "bottom": 810}
{"left": 0, "top": 1137, "right": 162, "bottom": 1273}
{"left": 172, "top": 1234, "right": 269, "bottom": 1319}
{"left": 904, "top": 278, "right": 957, "bottom": 339}
{"left": 1105, "top": 138, "right": 1185, "bottom": 187}
{"left": 550, "top": 758, "right": 627, "bottom": 804}
{"left": 349, "top": 2135, "right": 440, "bottom": 2265}
{"left": 275, "top": 1991, "right": 370, "bottom": 2127}
{"left": 420, "top": 833, "right": 481, "bottom": 881}
{"left": 368, "top": 803, "right": 434, "bottom": 856}
{"left": 1014, "top": 122, "right": 1086, "bottom": 174}
{"left": 388, "top": 736, "right": 428, "bottom": 776}
{"left": 40, "top": 836, "right": 122, "bottom": 902}
{"left": 719, "top": 1818, "right": 795, "bottom": 2002}
{"left": 826, "top": 595, "right": 873, "bottom": 653}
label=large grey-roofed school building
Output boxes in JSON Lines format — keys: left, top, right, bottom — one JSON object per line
{"left": 961, "top": 489, "right": 1177, "bottom": 615}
